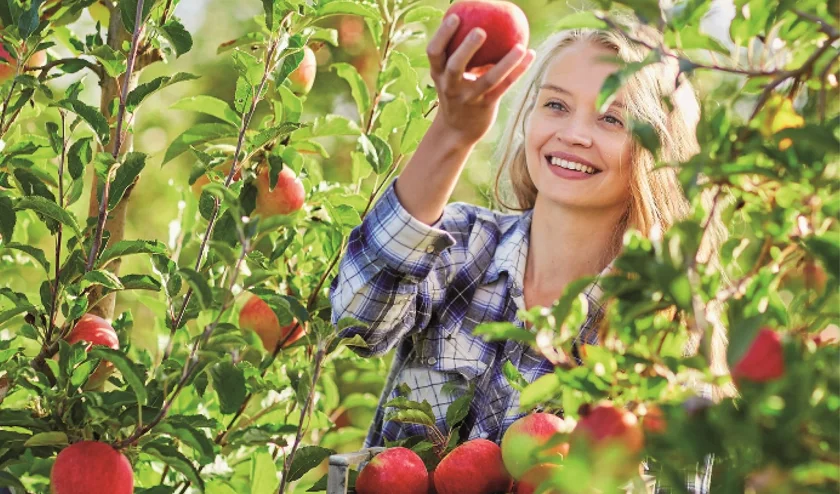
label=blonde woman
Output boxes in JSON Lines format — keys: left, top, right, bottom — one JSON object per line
{"left": 330, "top": 12, "right": 729, "bottom": 493}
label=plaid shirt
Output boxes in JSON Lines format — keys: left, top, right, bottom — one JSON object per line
{"left": 329, "top": 178, "right": 712, "bottom": 493}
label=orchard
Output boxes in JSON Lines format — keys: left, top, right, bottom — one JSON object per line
{"left": 0, "top": 0, "right": 837, "bottom": 493}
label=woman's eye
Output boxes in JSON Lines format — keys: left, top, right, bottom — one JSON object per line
{"left": 603, "top": 115, "right": 624, "bottom": 127}
{"left": 545, "top": 101, "right": 566, "bottom": 111}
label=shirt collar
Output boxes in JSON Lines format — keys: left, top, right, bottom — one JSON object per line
{"left": 480, "top": 209, "right": 534, "bottom": 294}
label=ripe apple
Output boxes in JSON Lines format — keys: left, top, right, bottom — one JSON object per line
{"left": 570, "top": 403, "right": 644, "bottom": 455}
{"left": 288, "top": 45, "right": 317, "bottom": 95}
{"left": 356, "top": 447, "right": 428, "bottom": 494}
{"left": 51, "top": 441, "right": 133, "bottom": 494}
{"left": 640, "top": 405, "right": 666, "bottom": 435}
{"left": 433, "top": 438, "right": 513, "bottom": 494}
{"left": 444, "top": 0, "right": 530, "bottom": 70}
{"left": 254, "top": 166, "right": 306, "bottom": 217}
{"left": 63, "top": 314, "right": 120, "bottom": 390}
{"left": 732, "top": 328, "right": 785, "bottom": 385}
{"left": 238, "top": 295, "right": 305, "bottom": 351}
{"left": 501, "top": 413, "right": 571, "bottom": 479}
{"left": 0, "top": 42, "right": 46, "bottom": 83}
{"left": 515, "top": 463, "right": 564, "bottom": 494}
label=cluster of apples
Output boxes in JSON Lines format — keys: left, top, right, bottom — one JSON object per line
{"left": 357, "top": 406, "right": 644, "bottom": 494}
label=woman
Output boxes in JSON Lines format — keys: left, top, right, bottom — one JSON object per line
{"left": 330, "top": 11, "right": 729, "bottom": 493}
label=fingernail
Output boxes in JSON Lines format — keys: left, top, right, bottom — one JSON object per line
{"left": 446, "top": 15, "right": 459, "bottom": 27}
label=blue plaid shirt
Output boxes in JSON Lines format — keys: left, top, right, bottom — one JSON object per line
{"left": 329, "top": 177, "right": 712, "bottom": 493}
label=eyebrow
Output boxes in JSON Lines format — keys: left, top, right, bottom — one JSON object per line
{"left": 538, "top": 83, "right": 626, "bottom": 110}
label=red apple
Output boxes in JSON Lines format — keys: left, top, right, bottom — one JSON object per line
{"left": 501, "top": 413, "right": 571, "bottom": 479}
{"left": 434, "top": 438, "right": 513, "bottom": 494}
{"left": 0, "top": 42, "right": 46, "bottom": 83}
{"left": 288, "top": 45, "right": 317, "bottom": 95}
{"left": 444, "top": 0, "right": 530, "bottom": 71}
{"left": 51, "top": 441, "right": 133, "bottom": 494}
{"left": 641, "top": 405, "right": 666, "bottom": 435}
{"left": 733, "top": 328, "right": 785, "bottom": 384}
{"left": 515, "top": 463, "right": 564, "bottom": 494}
{"left": 63, "top": 314, "right": 120, "bottom": 390}
{"left": 254, "top": 166, "right": 306, "bottom": 217}
{"left": 571, "top": 403, "right": 644, "bottom": 455}
{"left": 356, "top": 447, "right": 428, "bottom": 494}
{"left": 238, "top": 295, "right": 305, "bottom": 351}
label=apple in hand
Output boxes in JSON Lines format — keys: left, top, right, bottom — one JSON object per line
{"left": 254, "top": 166, "right": 306, "bottom": 217}
{"left": 63, "top": 314, "right": 120, "bottom": 390}
{"left": 444, "top": 0, "right": 530, "bottom": 71}
{"left": 239, "top": 295, "right": 305, "bottom": 351}
{"left": 434, "top": 438, "right": 513, "bottom": 494}
{"left": 51, "top": 441, "right": 133, "bottom": 494}
{"left": 356, "top": 447, "right": 429, "bottom": 494}
{"left": 501, "top": 412, "right": 571, "bottom": 480}
{"left": 288, "top": 45, "right": 317, "bottom": 95}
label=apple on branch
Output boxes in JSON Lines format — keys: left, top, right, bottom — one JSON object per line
{"left": 238, "top": 295, "right": 305, "bottom": 352}
{"left": 501, "top": 412, "right": 572, "bottom": 480}
{"left": 288, "top": 45, "right": 317, "bottom": 96}
{"left": 444, "top": 0, "right": 530, "bottom": 73}
{"left": 254, "top": 165, "right": 306, "bottom": 217}
{"left": 51, "top": 441, "right": 133, "bottom": 494}
{"left": 61, "top": 314, "right": 120, "bottom": 390}
{"left": 433, "top": 438, "right": 513, "bottom": 494}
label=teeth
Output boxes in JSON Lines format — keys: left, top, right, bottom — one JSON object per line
{"left": 549, "top": 157, "right": 596, "bottom": 175}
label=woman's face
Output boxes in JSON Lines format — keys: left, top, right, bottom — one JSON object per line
{"left": 525, "top": 41, "right": 635, "bottom": 213}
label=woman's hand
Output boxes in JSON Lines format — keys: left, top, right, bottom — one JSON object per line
{"left": 427, "top": 14, "right": 536, "bottom": 145}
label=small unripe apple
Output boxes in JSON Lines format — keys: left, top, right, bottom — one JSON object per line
{"left": 88, "top": 1, "right": 111, "bottom": 26}
{"left": 254, "top": 166, "right": 306, "bottom": 217}
{"left": 238, "top": 295, "right": 305, "bottom": 351}
{"left": 434, "top": 438, "right": 513, "bottom": 494}
{"left": 732, "top": 328, "right": 785, "bottom": 385}
{"left": 501, "top": 412, "right": 571, "bottom": 479}
{"left": 356, "top": 447, "right": 428, "bottom": 494}
{"left": 51, "top": 441, "right": 134, "bottom": 494}
{"left": 444, "top": 0, "right": 530, "bottom": 70}
{"left": 63, "top": 314, "right": 120, "bottom": 390}
{"left": 570, "top": 402, "right": 644, "bottom": 455}
{"left": 515, "top": 463, "right": 564, "bottom": 494}
{"left": 288, "top": 46, "right": 317, "bottom": 95}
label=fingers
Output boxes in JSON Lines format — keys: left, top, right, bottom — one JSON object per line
{"left": 427, "top": 14, "right": 461, "bottom": 77}
{"left": 483, "top": 49, "right": 536, "bottom": 102}
{"left": 470, "top": 44, "right": 527, "bottom": 97}
{"left": 443, "top": 28, "right": 487, "bottom": 89}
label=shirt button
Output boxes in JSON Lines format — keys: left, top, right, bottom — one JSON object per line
{"left": 479, "top": 432, "right": 489, "bottom": 439}
{"left": 425, "top": 245, "right": 436, "bottom": 254}
{"left": 427, "top": 357, "right": 437, "bottom": 365}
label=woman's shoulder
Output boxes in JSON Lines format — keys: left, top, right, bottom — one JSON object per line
{"left": 438, "top": 200, "right": 527, "bottom": 237}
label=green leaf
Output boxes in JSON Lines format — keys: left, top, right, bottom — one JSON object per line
{"left": 445, "top": 389, "right": 473, "bottom": 430}
{"left": 80, "top": 269, "right": 124, "bottom": 290}
{"left": 291, "top": 114, "right": 362, "bottom": 139}
{"left": 15, "top": 196, "right": 82, "bottom": 238}
{"left": 520, "top": 372, "right": 562, "bottom": 410}
{"left": 126, "top": 73, "right": 200, "bottom": 113}
{"left": 473, "top": 322, "right": 535, "bottom": 344}
{"left": 144, "top": 442, "right": 204, "bottom": 490}
{"left": 17, "top": 0, "right": 39, "bottom": 38}
{"left": 250, "top": 122, "right": 304, "bottom": 150}
{"left": 23, "top": 431, "right": 69, "bottom": 447}
{"left": 67, "top": 137, "right": 93, "bottom": 180}
{"left": 161, "top": 18, "right": 194, "bottom": 57}
{"left": 163, "top": 123, "right": 238, "bottom": 164}
{"left": 805, "top": 236, "right": 839, "bottom": 275}
{"left": 119, "top": 274, "right": 163, "bottom": 292}
{"left": 316, "top": 1, "right": 380, "bottom": 19}
{"left": 120, "top": 0, "right": 155, "bottom": 33}
{"left": 0, "top": 471, "right": 25, "bottom": 491}
{"left": 555, "top": 10, "right": 608, "bottom": 30}
{"left": 502, "top": 361, "right": 528, "bottom": 392}
{"left": 0, "top": 195, "right": 15, "bottom": 242}
{"left": 89, "top": 347, "right": 147, "bottom": 404}
{"left": 4, "top": 242, "right": 49, "bottom": 272}
{"left": 99, "top": 239, "right": 168, "bottom": 267}
{"left": 172, "top": 95, "right": 240, "bottom": 127}
{"left": 287, "top": 446, "right": 335, "bottom": 483}
{"left": 178, "top": 268, "right": 213, "bottom": 309}
{"left": 250, "top": 448, "right": 278, "bottom": 493}
{"left": 596, "top": 54, "right": 658, "bottom": 112}
{"left": 726, "top": 316, "right": 768, "bottom": 371}
{"left": 89, "top": 45, "right": 127, "bottom": 78}
{"left": 552, "top": 276, "right": 597, "bottom": 328}
{"left": 358, "top": 133, "right": 392, "bottom": 174}
{"left": 108, "top": 151, "right": 147, "bottom": 210}
{"left": 630, "top": 120, "right": 661, "bottom": 156}
{"left": 384, "top": 408, "right": 436, "bottom": 427}
{"left": 403, "top": 5, "right": 444, "bottom": 24}
{"left": 210, "top": 361, "right": 247, "bottom": 414}
{"left": 332, "top": 63, "right": 371, "bottom": 124}
{"left": 384, "top": 396, "right": 435, "bottom": 423}
{"left": 62, "top": 99, "right": 110, "bottom": 145}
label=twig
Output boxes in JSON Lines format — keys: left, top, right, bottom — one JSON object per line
{"left": 86, "top": 0, "right": 147, "bottom": 272}
{"left": 28, "top": 57, "right": 105, "bottom": 80}
{"left": 46, "top": 111, "right": 69, "bottom": 343}
{"left": 793, "top": 9, "right": 840, "bottom": 38}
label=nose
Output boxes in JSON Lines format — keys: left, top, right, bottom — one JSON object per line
{"left": 556, "top": 121, "right": 593, "bottom": 147}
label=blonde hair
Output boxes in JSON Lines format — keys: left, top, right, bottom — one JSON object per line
{"left": 493, "top": 20, "right": 735, "bottom": 399}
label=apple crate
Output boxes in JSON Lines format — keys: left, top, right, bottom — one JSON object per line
{"left": 326, "top": 447, "right": 385, "bottom": 494}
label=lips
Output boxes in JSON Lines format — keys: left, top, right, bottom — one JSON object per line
{"left": 544, "top": 151, "right": 603, "bottom": 173}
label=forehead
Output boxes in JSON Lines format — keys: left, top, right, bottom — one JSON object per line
{"left": 538, "top": 41, "right": 626, "bottom": 105}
